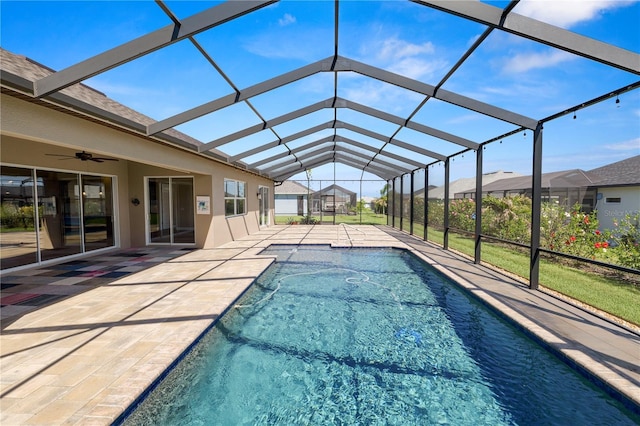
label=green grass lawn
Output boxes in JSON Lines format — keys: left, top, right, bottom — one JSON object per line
{"left": 275, "top": 211, "right": 388, "bottom": 225}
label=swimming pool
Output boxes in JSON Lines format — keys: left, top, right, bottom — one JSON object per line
{"left": 120, "top": 246, "right": 639, "bottom": 425}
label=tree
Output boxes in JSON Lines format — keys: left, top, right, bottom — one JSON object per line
{"left": 374, "top": 183, "right": 390, "bottom": 215}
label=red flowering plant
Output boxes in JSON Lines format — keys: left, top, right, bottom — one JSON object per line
{"left": 541, "top": 203, "right": 610, "bottom": 259}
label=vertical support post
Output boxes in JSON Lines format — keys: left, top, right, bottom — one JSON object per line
{"left": 410, "top": 172, "right": 415, "bottom": 235}
{"left": 474, "top": 147, "right": 483, "bottom": 264}
{"left": 384, "top": 180, "right": 393, "bottom": 226}
{"left": 399, "top": 176, "right": 404, "bottom": 231}
{"left": 424, "top": 167, "right": 428, "bottom": 241}
{"left": 333, "top": 163, "right": 336, "bottom": 225}
{"left": 530, "top": 123, "right": 543, "bottom": 290}
{"left": 359, "top": 179, "right": 363, "bottom": 225}
{"left": 320, "top": 180, "right": 323, "bottom": 224}
{"left": 443, "top": 158, "right": 450, "bottom": 250}
{"left": 391, "top": 178, "right": 396, "bottom": 228}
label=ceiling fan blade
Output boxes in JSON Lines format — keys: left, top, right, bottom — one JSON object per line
{"left": 45, "top": 153, "right": 75, "bottom": 159}
{"left": 46, "top": 152, "right": 118, "bottom": 162}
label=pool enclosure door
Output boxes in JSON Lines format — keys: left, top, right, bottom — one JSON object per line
{"left": 146, "top": 177, "right": 194, "bottom": 245}
{"left": 258, "top": 186, "right": 269, "bottom": 226}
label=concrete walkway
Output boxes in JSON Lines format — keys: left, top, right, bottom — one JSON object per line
{"left": 1, "top": 225, "right": 638, "bottom": 424}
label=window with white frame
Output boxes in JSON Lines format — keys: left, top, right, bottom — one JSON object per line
{"left": 225, "top": 179, "right": 246, "bottom": 216}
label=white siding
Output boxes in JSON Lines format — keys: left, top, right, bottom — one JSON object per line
{"left": 595, "top": 186, "right": 640, "bottom": 231}
{"left": 275, "top": 195, "right": 308, "bottom": 216}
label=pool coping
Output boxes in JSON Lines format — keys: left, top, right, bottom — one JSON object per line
{"left": 1, "top": 225, "right": 638, "bottom": 424}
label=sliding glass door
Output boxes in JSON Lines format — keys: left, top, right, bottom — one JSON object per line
{"left": 82, "top": 175, "right": 114, "bottom": 251}
{"left": 147, "top": 177, "right": 194, "bottom": 245}
{"left": 0, "top": 165, "right": 116, "bottom": 271}
{"left": 258, "top": 186, "right": 269, "bottom": 226}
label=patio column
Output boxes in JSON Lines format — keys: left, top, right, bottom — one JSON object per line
{"left": 443, "top": 158, "right": 450, "bottom": 250}
{"left": 530, "top": 123, "right": 543, "bottom": 289}
{"left": 474, "top": 147, "right": 483, "bottom": 264}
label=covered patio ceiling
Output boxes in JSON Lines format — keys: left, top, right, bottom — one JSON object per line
{"left": 23, "top": 1, "right": 640, "bottom": 181}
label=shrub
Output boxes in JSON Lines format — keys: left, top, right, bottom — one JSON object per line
{"left": 427, "top": 199, "right": 444, "bottom": 228}
{"left": 611, "top": 213, "right": 640, "bottom": 269}
{"left": 482, "top": 195, "right": 531, "bottom": 244}
{"left": 0, "top": 204, "right": 36, "bottom": 229}
{"left": 541, "top": 203, "right": 610, "bottom": 260}
{"left": 300, "top": 215, "right": 318, "bottom": 225}
{"left": 448, "top": 198, "right": 475, "bottom": 232}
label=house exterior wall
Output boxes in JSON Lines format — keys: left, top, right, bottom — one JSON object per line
{"left": 595, "top": 186, "right": 640, "bottom": 232}
{"left": 274, "top": 195, "right": 306, "bottom": 216}
{"left": 0, "top": 93, "right": 274, "bottom": 269}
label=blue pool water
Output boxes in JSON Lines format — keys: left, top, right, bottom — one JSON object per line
{"left": 121, "top": 246, "right": 639, "bottom": 425}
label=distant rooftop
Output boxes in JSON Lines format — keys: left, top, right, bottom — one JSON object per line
{"left": 274, "top": 180, "right": 313, "bottom": 195}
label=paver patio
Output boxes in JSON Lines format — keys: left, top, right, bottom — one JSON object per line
{"left": 1, "top": 225, "right": 638, "bottom": 424}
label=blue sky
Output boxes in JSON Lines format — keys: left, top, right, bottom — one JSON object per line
{"left": 2, "top": 0, "right": 639, "bottom": 196}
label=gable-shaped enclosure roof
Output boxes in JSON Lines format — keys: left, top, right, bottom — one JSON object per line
{"left": 2, "top": 1, "right": 639, "bottom": 183}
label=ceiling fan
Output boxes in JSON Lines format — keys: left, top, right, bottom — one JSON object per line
{"left": 46, "top": 151, "right": 118, "bottom": 163}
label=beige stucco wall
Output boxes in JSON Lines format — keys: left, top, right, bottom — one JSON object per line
{"left": 1, "top": 93, "right": 274, "bottom": 252}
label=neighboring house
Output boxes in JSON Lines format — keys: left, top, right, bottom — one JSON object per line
{"left": 457, "top": 169, "right": 599, "bottom": 212}
{"left": 429, "top": 171, "right": 522, "bottom": 200}
{"left": 454, "top": 155, "right": 640, "bottom": 231}
{"left": 312, "top": 184, "right": 357, "bottom": 214}
{"left": 274, "top": 181, "right": 313, "bottom": 216}
{"left": 360, "top": 196, "right": 376, "bottom": 210}
{"left": 589, "top": 155, "right": 640, "bottom": 231}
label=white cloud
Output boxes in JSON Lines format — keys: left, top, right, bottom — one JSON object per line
{"left": 242, "top": 26, "right": 331, "bottom": 61}
{"left": 502, "top": 49, "right": 575, "bottom": 73}
{"left": 446, "top": 114, "right": 482, "bottom": 125}
{"left": 278, "top": 13, "right": 296, "bottom": 27}
{"left": 378, "top": 37, "right": 435, "bottom": 61}
{"left": 389, "top": 57, "right": 449, "bottom": 80}
{"left": 359, "top": 36, "right": 447, "bottom": 81}
{"left": 342, "top": 79, "right": 423, "bottom": 114}
{"left": 514, "top": 0, "right": 635, "bottom": 28}
{"left": 604, "top": 138, "right": 640, "bottom": 151}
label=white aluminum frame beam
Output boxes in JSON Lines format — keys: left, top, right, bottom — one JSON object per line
{"left": 34, "top": 1, "right": 277, "bottom": 97}
{"left": 218, "top": 97, "right": 472, "bottom": 167}
{"left": 336, "top": 122, "right": 448, "bottom": 162}
{"left": 262, "top": 148, "right": 332, "bottom": 174}
{"left": 199, "top": 98, "right": 333, "bottom": 152}
{"left": 270, "top": 153, "right": 335, "bottom": 180}
{"left": 252, "top": 138, "right": 334, "bottom": 170}
{"left": 338, "top": 98, "right": 479, "bottom": 150}
{"left": 414, "top": 0, "right": 640, "bottom": 75}
{"left": 335, "top": 136, "right": 426, "bottom": 169}
{"left": 223, "top": 122, "right": 335, "bottom": 163}
{"left": 149, "top": 56, "right": 334, "bottom": 135}
{"left": 334, "top": 56, "right": 539, "bottom": 129}
{"left": 335, "top": 145, "right": 412, "bottom": 174}
{"left": 334, "top": 154, "right": 397, "bottom": 180}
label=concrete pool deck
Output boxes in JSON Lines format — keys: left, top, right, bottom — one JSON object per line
{"left": 1, "top": 225, "right": 638, "bottom": 424}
